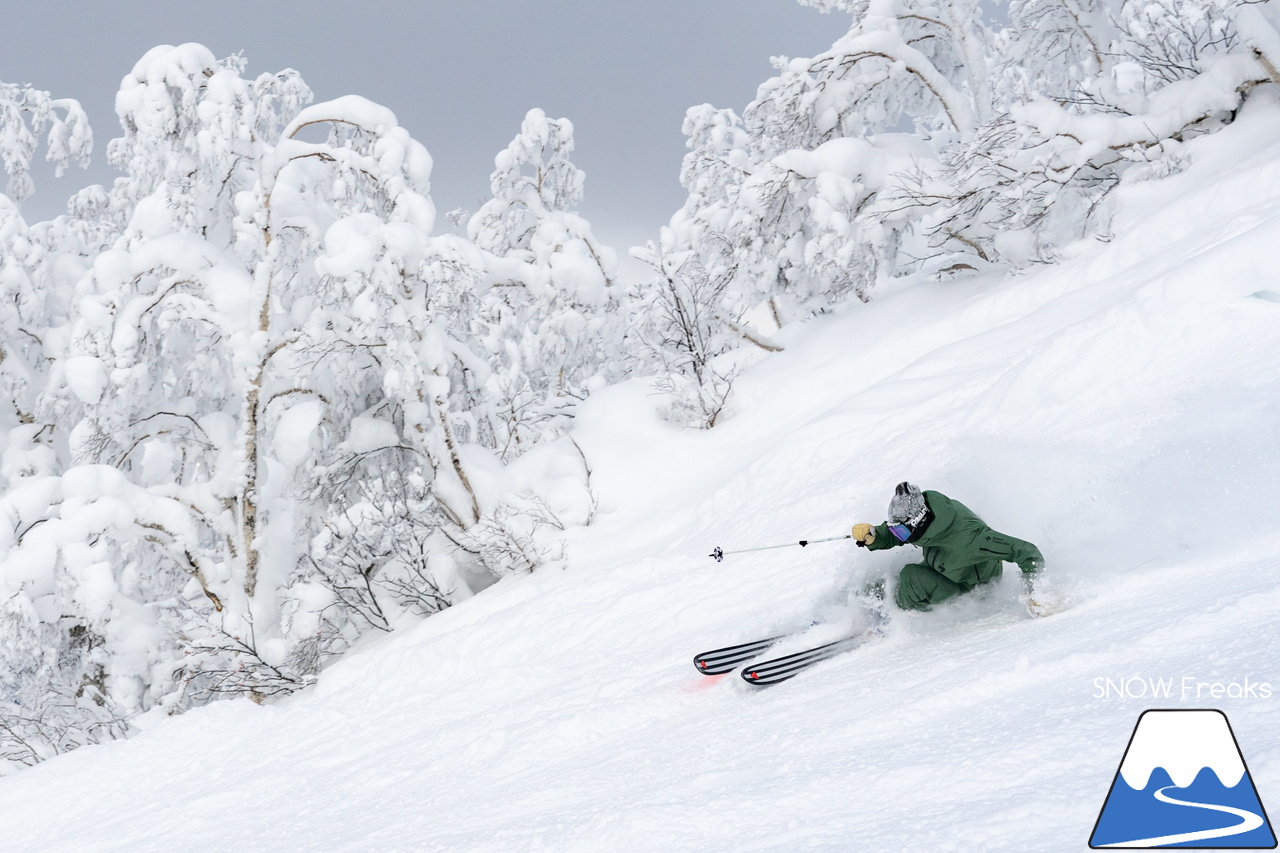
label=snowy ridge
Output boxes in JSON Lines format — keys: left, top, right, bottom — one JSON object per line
{"left": 0, "top": 86, "right": 1278, "bottom": 853}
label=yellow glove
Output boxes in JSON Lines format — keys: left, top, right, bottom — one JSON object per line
{"left": 852, "top": 523, "right": 875, "bottom": 547}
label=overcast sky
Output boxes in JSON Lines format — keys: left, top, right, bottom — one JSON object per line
{"left": 3, "top": 0, "right": 849, "bottom": 254}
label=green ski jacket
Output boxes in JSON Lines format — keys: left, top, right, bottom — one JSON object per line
{"left": 866, "top": 490, "right": 1044, "bottom": 590}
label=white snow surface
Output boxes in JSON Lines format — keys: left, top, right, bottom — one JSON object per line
{"left": 3, "top": 95, "right": 1280, "bottom": 853}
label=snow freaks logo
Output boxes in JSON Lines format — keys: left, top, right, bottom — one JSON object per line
{"left": 1089, "top": 710, "right": 1277, "bottom": 849}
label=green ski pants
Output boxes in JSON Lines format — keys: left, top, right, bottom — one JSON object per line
{"left": 894, "top": 561, "right": 1004, "bottom": 611}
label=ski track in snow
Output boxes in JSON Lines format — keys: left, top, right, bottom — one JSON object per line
{"left": 2, "top": 83, "right": 1280, "bottom": 853}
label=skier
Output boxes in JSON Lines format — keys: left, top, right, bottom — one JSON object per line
{"left": 852, "top": 482, "right": 1051, "bottom": 615}
{"left": 696, "top": 483, "right": 1054, "bottom": 682}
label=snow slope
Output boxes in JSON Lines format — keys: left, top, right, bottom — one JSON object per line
{"left": 1, "top": 93, "right": 1280, "bottom": 853}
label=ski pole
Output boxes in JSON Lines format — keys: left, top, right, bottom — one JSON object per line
{"left": 710, "top": 534, "right": 852, "bottom": 562}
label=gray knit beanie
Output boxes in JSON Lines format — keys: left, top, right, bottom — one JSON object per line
{"left": 887, "top": 482, "right": 928, "bottom": 525}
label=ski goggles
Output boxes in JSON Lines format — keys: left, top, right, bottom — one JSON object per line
{"left": 888, "top": 522, "right": 913, "bottom": 543}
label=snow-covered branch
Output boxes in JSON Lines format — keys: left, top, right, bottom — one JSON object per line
{"left": 0, "top": 82, "right": 92, "bottom": 202}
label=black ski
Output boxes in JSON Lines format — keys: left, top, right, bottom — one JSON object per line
{"left": 740, "top": 634, "right": 867, "bottom": 685}
{"left": 693, "top": 636, "right": 786, "bottom": 675}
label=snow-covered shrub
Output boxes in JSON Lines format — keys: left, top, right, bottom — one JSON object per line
{"left": 0, "top": 593, "right": 129, "bottom": 768}
{"left": 628, "top": 234, "right": 743, "bottom": 429}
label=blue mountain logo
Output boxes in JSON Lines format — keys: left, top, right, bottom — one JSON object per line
{"left": 1091, "top": 710, "right": 1276, "bottom": 848}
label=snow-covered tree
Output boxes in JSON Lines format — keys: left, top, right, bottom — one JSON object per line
{"left": 0, "top": 78, "right": 94, "bottom": 432}
{"left": 645, "top": 0, "right": 998, "bottom": 346}
{"left": 107, "top": 44, "right": 310, "bottom": 247}
{"left": 0, "top": 50, "right": 365, "bottom": 748}
{"left": 645, "top": 0, "right": 1280, "bottom": 331}
{"left": 467, "top": 109, "right": 619, "bottom": 456}
{"left": 626, "top": 0, "right": 1280, "bottom": 432}
{"left": 0, "top": 46, "right": 604, "bottom": 769}
{"left": 927, "top": 0, "right": 1280, "bottom": 267}
{"left": 0, "top": 48, "right": 607, "bottom": 753}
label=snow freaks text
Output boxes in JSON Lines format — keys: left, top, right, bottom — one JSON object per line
{"left": 1093, "top": 676, "right": 1274, "bottom": 701}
